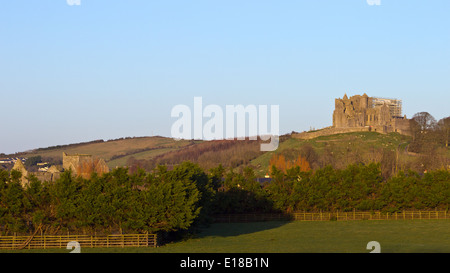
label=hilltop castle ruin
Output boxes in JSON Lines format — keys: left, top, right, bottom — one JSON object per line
{"left": 294, "top": 93, "right": 412, "bottom": 139}
{"left": 333, "top": 93, "right": 411, "bottom": 135}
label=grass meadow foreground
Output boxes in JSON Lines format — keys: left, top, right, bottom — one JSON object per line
{"left": 6, "top": 219, "right": 450, "bottom": 253}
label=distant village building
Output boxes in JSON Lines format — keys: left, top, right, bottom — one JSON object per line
{"left": 38, "top": 166, "right": 49, "bottom": 172}
{"left": 0, "top": 157, "right": 26, "bottom": 164}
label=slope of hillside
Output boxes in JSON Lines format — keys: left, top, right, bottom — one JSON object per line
{"left": 249, "top": 131, "right": 413, "bottom": 177}
{"left": 126, "top": 138, "right": 266, "bottom": 171}
{"left": 12, "top": 136, "right": 196, "bottom": 168}
{"left": 9, "top": 131, "right": 446, "bottom": 178}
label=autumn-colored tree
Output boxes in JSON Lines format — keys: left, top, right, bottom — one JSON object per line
{"left": 269, "top": 154, "right": 287, "bottom": 173}
{"left": 293, "top": 155, "right": 311, "bottom": 172}
{"left": 269, "top": 154, "right": 311, "bottom": 174}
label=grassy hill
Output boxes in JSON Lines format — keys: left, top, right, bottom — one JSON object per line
{"left": 9, "top": 136, "right": 196, "bottom": 169}
{"left": 8, "top": 131, "right": 434, "bottom": 177}
{"left": 250, "top": 131, "right": 413, "bottom": 176}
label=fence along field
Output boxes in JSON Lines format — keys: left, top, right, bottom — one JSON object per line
{"left": 213, "top": 210, "right": 450, "bottom": 222}
{"left": 0, "top": 233, "right": 157, "bottom": 250}
{"left": 1, "top": 210, "right": 448, "bottom": 250}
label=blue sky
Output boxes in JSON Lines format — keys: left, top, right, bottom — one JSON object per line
{"left": 0, "top": 0, "right": 449, "bottom": 154}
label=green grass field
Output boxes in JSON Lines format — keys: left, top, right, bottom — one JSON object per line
{"left": 6, "top": 220, "right": 449, "bottom": 253}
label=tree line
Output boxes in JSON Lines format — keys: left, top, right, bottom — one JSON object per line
{"left": 0, "top": 163, "right": 209, "bottom": 236}
{"left": 265, "top": 163, "right": 449, "bottom": 213}
{"left": 0, "top": 161, "right": 448, "bottom": 236}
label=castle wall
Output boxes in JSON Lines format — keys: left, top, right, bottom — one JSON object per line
{"left": 293, "top": 127, "right": 370, "bottom": 140}
{"left": 393, "top": 118, "right": 413, "bottom": 136}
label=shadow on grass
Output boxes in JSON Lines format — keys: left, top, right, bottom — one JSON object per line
{"left": 196, "top": 220, "right": 292, "bottom": 238}
{"left": 159, "top": 219, "right": 292, "bottom": 247}
{"left": 160, "top": 188, "right": 293, "bottom": 245}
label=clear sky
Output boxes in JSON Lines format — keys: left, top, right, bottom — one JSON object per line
{"left": 0, "top": 0, "right": 449, "bottom": 154}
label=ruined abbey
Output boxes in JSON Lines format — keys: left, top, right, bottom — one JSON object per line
{"left": 62, "top": 152, "right": 109, "bottom": 178}
{"left": 12, "top": 152, "right": 109, "bottom": 187}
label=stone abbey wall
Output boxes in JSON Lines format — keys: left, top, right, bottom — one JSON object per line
{"left": 12, "top": 152, "right": 109, "bottom": 187}
{"left": 63, "top": 152, "right": 92, "bottom": 173}
{"left": 63, "top": 152, "right": 109, "bottom": 178}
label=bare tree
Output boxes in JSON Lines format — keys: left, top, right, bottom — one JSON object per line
{"left": 412, "top": 112, "right": 437, "bottom": 131}
{"left": 410, "top": 112, "right": 438, "bottom": 153}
